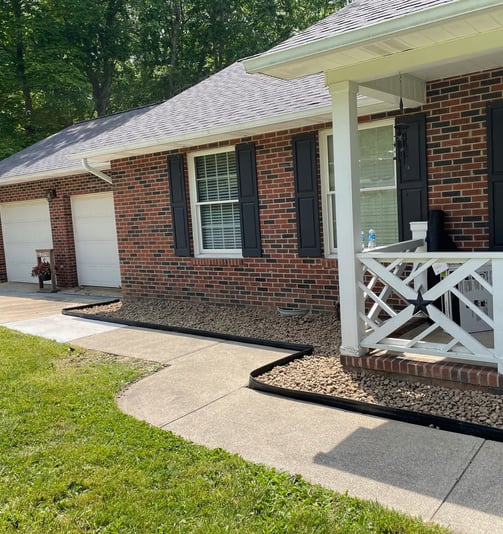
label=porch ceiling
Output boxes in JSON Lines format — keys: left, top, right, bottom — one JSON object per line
{"left": 244, "top": 3, "right": 503, "bottom": 84}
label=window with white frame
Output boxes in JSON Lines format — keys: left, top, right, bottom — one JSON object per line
{"left": 189, "top": 148, "right": 242, "bottom": 256}
{"left": 320, "top": 121, "right": 398, "bottom": 256}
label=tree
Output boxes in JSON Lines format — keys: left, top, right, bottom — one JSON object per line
{"left": 43, "top": 0, "right": 132, "bottom": 116}
{"left": 0, "top": 0, "right": 93, "bottom": 156}
{"left": 0, "top": 0, "right": 346, "bottom": 159}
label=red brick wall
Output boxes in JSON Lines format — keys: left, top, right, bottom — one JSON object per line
{"left": 0, "top": 175, "right": 114, "bottom": 286}
{"left": 425, "top": 69, "right": 503, "bottom": 250}
{"left": 112, "top": 127, "right": 340, "bottom": 311}
{"left": 1, "top": 67, "right": 502, "bottom": 311}
{"left": 365, "top": 67, "right": 503, "bottom": 250}
{"left": 111, "top": 67, "right": 503, "bottom": 309}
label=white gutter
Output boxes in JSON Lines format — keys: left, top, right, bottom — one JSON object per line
{"left": 244, "top": 0, "right": 503, "bottom": 76}
{"left": 0, "top": 162, "right": 111, "bottom": 186}
{"left": 81, "top": 158, "right": 113, "bottom": 184}
{"left": 68, "top": 104, "right": 334, "bottom": 162}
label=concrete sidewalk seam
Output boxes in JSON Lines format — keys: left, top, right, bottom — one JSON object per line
{"left": 428, "top": 438, "right": 486, "bottom": 523}
{"left": 158, "top": 385, "right": 249, "bottom": 429}
{"left": 1, "top": 313, "right": 61, "bottom": 325}
{"left": 163, "top": 340, "right": 222, "bottom": 364}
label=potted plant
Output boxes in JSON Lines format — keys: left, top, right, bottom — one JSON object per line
{"left": 31, "top": 261, "right": 52, "bottom": 281}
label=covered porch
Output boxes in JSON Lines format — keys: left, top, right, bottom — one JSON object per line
{"left": 354, "top": 232, "right": 503, "bottom": 379}
{"left": 245, "top": 1, "right": 503, "bottom": 378}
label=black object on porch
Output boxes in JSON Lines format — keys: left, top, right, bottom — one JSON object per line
{"left": 426, "top": 209, "right": 458, "bottom": 319}
{"left": 426, "top": 209, "right": 457, "bottom": 252}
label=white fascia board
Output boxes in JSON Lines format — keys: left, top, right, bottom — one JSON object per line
{"left": 325, "top": 26, "right": 503, "bottom": 85}
{"left": 0, "top": 162, "right": 111, "bottom": 186}
{"left": 244, "top": 0, "right": 503, "bottom": 78}
{"left": 67, "top": 105, "right": 334, "bottom": 163}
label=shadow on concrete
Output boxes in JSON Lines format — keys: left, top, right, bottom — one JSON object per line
{"left": 314, "top": 421, "right": 503, "bottom": 518}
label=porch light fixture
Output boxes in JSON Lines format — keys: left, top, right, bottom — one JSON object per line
{"left": 394, "top": 74, "right": 409, "bottom": 167}
{"left": 394, "top": 122, "right": 408, "bottom": 166}
{"left": 45, "top": 188, "right": 57, "bottom": 201}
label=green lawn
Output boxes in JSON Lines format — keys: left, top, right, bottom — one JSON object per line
{"left": 0, "top": 327, "right": 450, "bottom": 533}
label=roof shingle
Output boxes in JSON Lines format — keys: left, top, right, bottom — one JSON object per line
{"left": 75, "top": 62, "right": 329, "bottom": 154}
{"left": 265, "top": 0, "right": 457, "bottom": 54}
{"left": 0, "top": 62, "right": 330, "bottom": 181}
{"left": 0, "top": 105, "right": 155, "bottom": 180}
{"left": 0, "top": 0, "right": 461, "bottom": 182}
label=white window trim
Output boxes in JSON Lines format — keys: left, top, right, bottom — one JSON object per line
{"left": 188, "top": 146, "right": 243, "bottom": 258}
{"left": 320, "top": 118, "right": 396, "bottom": 258}
{"left": 319, "top": 128, "right": 336, "bottom": 258}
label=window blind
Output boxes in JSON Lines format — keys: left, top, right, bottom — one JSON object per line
{"left": 195, "top": 151, "right": 240, "bottom": 250}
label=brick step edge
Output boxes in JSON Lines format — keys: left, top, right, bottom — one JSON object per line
{"left": 341, "top": 354, "right": 503, "bottom": 394}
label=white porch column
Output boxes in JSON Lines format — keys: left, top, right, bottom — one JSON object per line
{"left": 492, "top": 258, "right": 503, "bottom": 374}
{"left": 327, "top": 80, "right": 366, "bottom": 356}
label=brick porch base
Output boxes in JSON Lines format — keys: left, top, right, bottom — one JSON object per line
{"left": 341, "top": 353, "right": 503, "bottom": 394}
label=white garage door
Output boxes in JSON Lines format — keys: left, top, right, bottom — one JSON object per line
{"left": 0, "top": 199, "right": 53, "bottom": 283}
{"left": 72, "top": 193, "right": 121, "bottom": 287}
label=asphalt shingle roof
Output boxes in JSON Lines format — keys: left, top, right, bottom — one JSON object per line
{"left": 0, "top": 62, "right": 330, "bottom": 181}
{"left": 0, "top": 105, "right": 155, "bottom": 181}
{"left": 76, "top": 62, "right": 329, "bottom": 154}
{"left": 265, "top": 0, "right": 457, "bottom": 54}
{"left": 0, "top": 0, "right": 462, "bottom": 182}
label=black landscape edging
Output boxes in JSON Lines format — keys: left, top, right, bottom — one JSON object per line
{"left": 62, "top": 300, "right": 313, "bottom": 355}
{"left": 249, "top": 352, "right": 503, "bottom": 443}
{"left": 64, "top": 300, "right": 503, "bottom": 443}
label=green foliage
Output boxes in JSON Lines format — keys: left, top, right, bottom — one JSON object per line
{"left": 0, "top": 327, "right": 450, "bottom": 533}
{"left": 0, "top": 0, "right": 346, "bottom": 160}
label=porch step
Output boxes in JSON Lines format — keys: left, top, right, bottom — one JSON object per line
{"left": 341, "top": 353, "right": 503, "bottom": 394}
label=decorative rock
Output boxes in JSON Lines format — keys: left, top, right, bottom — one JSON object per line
{"left": 82, "top": 299, "right": 503, "bottom": 430}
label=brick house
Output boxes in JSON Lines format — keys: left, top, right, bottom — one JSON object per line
{"left": 2, "top": 0, "right": 503, "bottom": 377}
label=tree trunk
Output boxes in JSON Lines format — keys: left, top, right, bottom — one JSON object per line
{"left": 167, "top": 0, "right": 183, "bottom": 98}
{"left": 11, "top": 0, "right": 34, "bottom": 134}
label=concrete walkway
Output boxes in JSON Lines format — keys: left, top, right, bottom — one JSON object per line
{"left": 1, "top": 285, "right": 502, "bottom": 534}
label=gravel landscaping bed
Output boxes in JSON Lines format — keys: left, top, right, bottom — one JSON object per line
{"left": 80, "top": 299, "right": 503, "bottom": 430}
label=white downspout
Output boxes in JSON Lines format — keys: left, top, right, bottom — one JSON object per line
{"left": 81, "top": 158, "right": 113, "bottom": 184}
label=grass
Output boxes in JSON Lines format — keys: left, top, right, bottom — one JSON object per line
{"left": 0, "top": 326, "right": 450, "bottom": 534}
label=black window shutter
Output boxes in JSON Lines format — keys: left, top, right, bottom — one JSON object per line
{"left": 167, "top": 154, "right": 191, "bottom": 257}
{"left": 292, "top": 132, "right": 321, "bottom": 256}
{"left": 396, "top": 113, "right": 428, "bottom": 241}
{"left": 236, "top": 142, "right": 261, "bottom": 257}
{"left": 488, "top": 100, "right": 503, "bottom": 250}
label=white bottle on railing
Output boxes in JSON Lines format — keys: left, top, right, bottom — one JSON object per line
{"left": 361, "top": 231, "right": 366, "bottom": 250}
{"left": 368, "top": 228, "right": 376, "bottom": 249}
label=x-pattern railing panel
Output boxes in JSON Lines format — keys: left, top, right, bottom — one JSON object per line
{"left": 357, "top": 252, "right": 497, "bottom": 362}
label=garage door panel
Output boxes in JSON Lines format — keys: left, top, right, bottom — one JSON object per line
{"left": 75, "top": 241, "right": 117, "bottom": 263}
{"left": 73, "top": 218, "right": 118, "bottom": 241}
{"left": 2, "top": 201, "right": 50, "bottom": 223}
{"left": 1, "top": 200, "right": 53, "bottom": 283}
{"left": 75, "top": 265, "right": 119, "bottom": 288}
{"left": 73, "top": 195, "right": 114, "bottom": 216}
{"left": 5, "top": 243, "right": 38, "bottom": 262}
{"left": 72, "top": 193, "right": 121, "bottom": 288}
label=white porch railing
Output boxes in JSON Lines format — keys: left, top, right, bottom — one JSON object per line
{"left": 356, "top": 246, "right": 503, "bottom": 373}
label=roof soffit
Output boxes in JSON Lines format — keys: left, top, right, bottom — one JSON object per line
{"left": 244, "top": 3, "right": 503, "bottom": 81}
{"left": 325, "top": 26, "right": 503, "bottom": 85}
